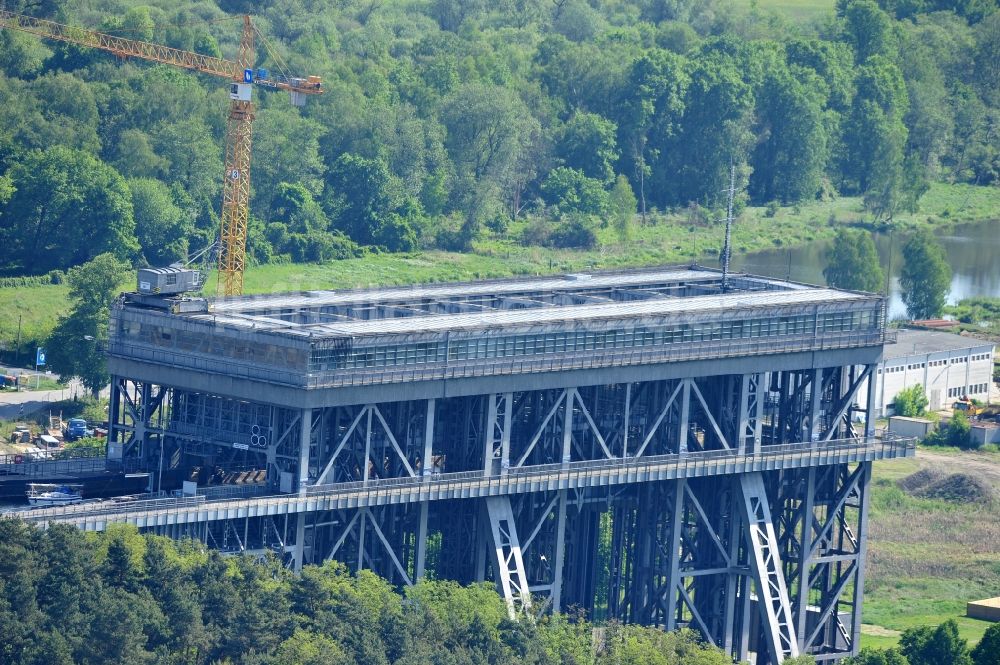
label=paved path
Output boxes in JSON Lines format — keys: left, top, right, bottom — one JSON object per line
{"left": 0, "top": 379, "right": 106, "bottom": 420}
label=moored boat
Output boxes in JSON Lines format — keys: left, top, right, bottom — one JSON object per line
{"left": 27, "top": 484, "right": 84, "bottom": 506}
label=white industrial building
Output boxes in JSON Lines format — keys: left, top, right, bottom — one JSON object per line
{"left": 860, "top": 329, "right": 995, "bottom": 417}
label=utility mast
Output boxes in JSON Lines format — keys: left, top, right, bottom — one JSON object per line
{"left": 721, "top": 161, "right": 736, "bottom": 292}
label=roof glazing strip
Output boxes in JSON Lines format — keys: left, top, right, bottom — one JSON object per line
{"left": 187, "top": 287, "right": 875, "bottom": 338}
{"left": 211, "top": 268, "right": 726, "bottom": 313}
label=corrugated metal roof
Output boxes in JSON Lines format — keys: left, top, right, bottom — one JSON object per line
{"left": 138, "top": 267, "right": 191, "bottom": 275}
{"left": 883, "top": 329, "right": 995, "bottom": 360}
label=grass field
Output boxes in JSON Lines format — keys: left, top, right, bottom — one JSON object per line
{"left": 732, "top": 0, "right": 836, "bottom": 22}
{"left": 0, "top": 282, "right": 69, "bottom": 360}
{"left": 204, "top": 183, "right": 1000, "bottom": 294}
{"left": 861, "top": 447, "right": 1000, "bottom": 650}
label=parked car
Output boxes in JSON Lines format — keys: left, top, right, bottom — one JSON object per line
{"left": 63, "top": 418, "right": 92, "bottom": 441}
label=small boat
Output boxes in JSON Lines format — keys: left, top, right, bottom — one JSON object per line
{"left": 27, "top": 484, "right": 84, "bottom": 507}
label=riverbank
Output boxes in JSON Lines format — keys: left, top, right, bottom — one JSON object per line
{"left": 3, "top": 183, "right": 998, "bottom": 346}
{"left": 208, "top": 183, "right": 999, "bottom": 293}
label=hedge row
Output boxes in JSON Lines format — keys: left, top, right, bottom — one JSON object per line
{"left": 0, "top": 271, "right": 65, "bottom": 288}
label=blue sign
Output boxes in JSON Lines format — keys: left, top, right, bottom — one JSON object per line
{"left": 36, "top": 347, "right": 45, "bottom": 367}
{"left": 243, "top": 68, "right": 253, "bottom": 83}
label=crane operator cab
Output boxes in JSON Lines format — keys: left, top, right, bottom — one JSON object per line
{"left": 229, "top": 82, "right": 252, "bottom": 102}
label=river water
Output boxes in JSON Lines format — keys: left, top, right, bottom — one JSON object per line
{"left": 731, "top": 220, "right": 1000, "bottom": 319}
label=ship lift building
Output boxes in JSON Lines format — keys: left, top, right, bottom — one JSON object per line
{"left": 22, "top": 266, "right": 914, "bottom": 664}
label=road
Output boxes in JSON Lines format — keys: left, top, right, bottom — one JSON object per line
{"left": 0, "top": 379, "right": 107, "bottom": 420}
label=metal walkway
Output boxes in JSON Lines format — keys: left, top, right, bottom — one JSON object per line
{"left": 0, "top": 449, "right": 113, "bottom": 479}
{"left": 15, "top": 436, "right": 913, "bottom": 532}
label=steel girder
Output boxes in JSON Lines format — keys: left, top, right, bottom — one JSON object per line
{"left": 111, "top": 363, "right": 881, "bottom": 664}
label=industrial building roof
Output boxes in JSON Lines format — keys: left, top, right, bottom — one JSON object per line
{"left": 192, "top": 286, "right": 866, "bottom": 338}
{"left": 148, "top": 267, "right": 881, "bottom": 340}
{"left": 883, "top": 329, "right": 995, "bottom": 360}
{"left": 210, "top": 268, "right": 775, "bottom": 313}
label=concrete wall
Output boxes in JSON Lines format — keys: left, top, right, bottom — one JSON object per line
{"left": 859, "top": 344, "right": 994, "bottom": 417}
{"left": 889, "top": 416, "right": 934, "bottom": 440}
{"left": 967, "top": 598, "right": 1000, "bottom": 622}
{"left": 970, "top": 423, "right": 1000, "bottom": 446}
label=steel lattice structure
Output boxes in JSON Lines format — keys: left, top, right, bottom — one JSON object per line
{"left": 24, "top": 266, "right": 914, "bottom": 664}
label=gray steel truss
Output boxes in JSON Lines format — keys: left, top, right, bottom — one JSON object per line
{"left": 27, "top": 290, "right": 909, "bottom": 665}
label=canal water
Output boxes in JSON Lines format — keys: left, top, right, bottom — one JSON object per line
{"left": 731, "top": 219, "right": 1000, "bottom": 319}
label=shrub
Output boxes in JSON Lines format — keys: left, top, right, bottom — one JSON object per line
{"left": 893, "top": 385, "right": 928, "bottom": 417}
{"left": 925, "top": 411, "right": 974, "bottom": 449}
{"left": 519, "top": 217, "right": 552, "bottom": 247}
{"left": 549, "top": 215, "right": 598, "bottom": 249}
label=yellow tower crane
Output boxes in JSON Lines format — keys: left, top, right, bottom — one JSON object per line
{"left": 0, "top": 10, "right": 323, "bottom": 296}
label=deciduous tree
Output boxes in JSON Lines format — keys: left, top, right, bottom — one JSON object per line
{"left": 557, "top": 111, "right": 619, "bottom": 183}
{"left": 899, "top": 230, "right": 951, "bottom": 320}
{"left": 751, "top": 65, "right": 830, "bottom": 203}
{"left": 440, "top": 83, "right": 539, "bottom": 247}
{"left": 129, "top": 178, "right": 193, "bottom": 267}
{"left": 609, "top": 174, "right": 638, "bottom": 242}
{"left": 900, "top": 619, "right": 972, "bottom": 665}
{"left": 45, "top": 253, "right": 131, "bottom": 396}
{"left": 971, "top": 623, "right": 1000, "bottom": 665}
{"left": 540, "top": 167, "right": 610, "bottom": 215}
{"left": 0, "top": 146, "right": 137, "bottom": 275}
{"left": 823, "top": 228, "right": 885, "bottom": 292}
{"left": 846, "top": 647, "right": 911, "bottom": 665}
{"left": 893, "top": 385, "right": 929, "bottom": 417}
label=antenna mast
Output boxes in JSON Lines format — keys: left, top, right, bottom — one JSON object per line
{"left": 721, "top": 161, "right": 736, "bottom": 292}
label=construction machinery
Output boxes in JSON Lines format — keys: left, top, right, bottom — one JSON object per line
{"left": 0, "top": 10, "right": 323, "bottom": 296}
{"left": 952, "top": 396, "right": 981, "bottom": 417}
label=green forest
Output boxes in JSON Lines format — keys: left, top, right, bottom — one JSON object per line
{"left": 1, "top": 519, "right": 997, "bottom": 665}
{"left": 0, "top": 0, "right": 997, "bottom": 277}
{"left": 0, "top": 519, "right": 737, "bottom": 665}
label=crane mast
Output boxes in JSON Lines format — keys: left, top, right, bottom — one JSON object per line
{"left": 0, "top": 10, "right": 322, "bottom": 296}
{"left": 219, "top": 15, "right": 255, "bottom": 297}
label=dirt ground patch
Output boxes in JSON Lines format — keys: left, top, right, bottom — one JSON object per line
{"left": 899, "top": 469, "right": 996, "bottom": 503}
{"left": 862, "top": 624, "right": 902, "bottom": 638}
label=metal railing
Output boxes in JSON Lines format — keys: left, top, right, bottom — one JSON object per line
{"left": 308, "top": 330, "right": 885, "bottom": 388}
{"left": 196, "top": 483, "right": 271, "bottom": 500}
{"left": 14, "top": 435, "right": 914, "bottom": 527}
{"left": 0, "top": 447, "right": 106, "bottom": 465}
{"left": 107, "top": 339, "right": 308, "bottom": 388}
{"left": 0, "top": 447, "right": 136, "bottom": 479}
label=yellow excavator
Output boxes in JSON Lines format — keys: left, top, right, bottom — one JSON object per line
{"left": 952, "top": 396, "right": 980, "bottom": 417}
